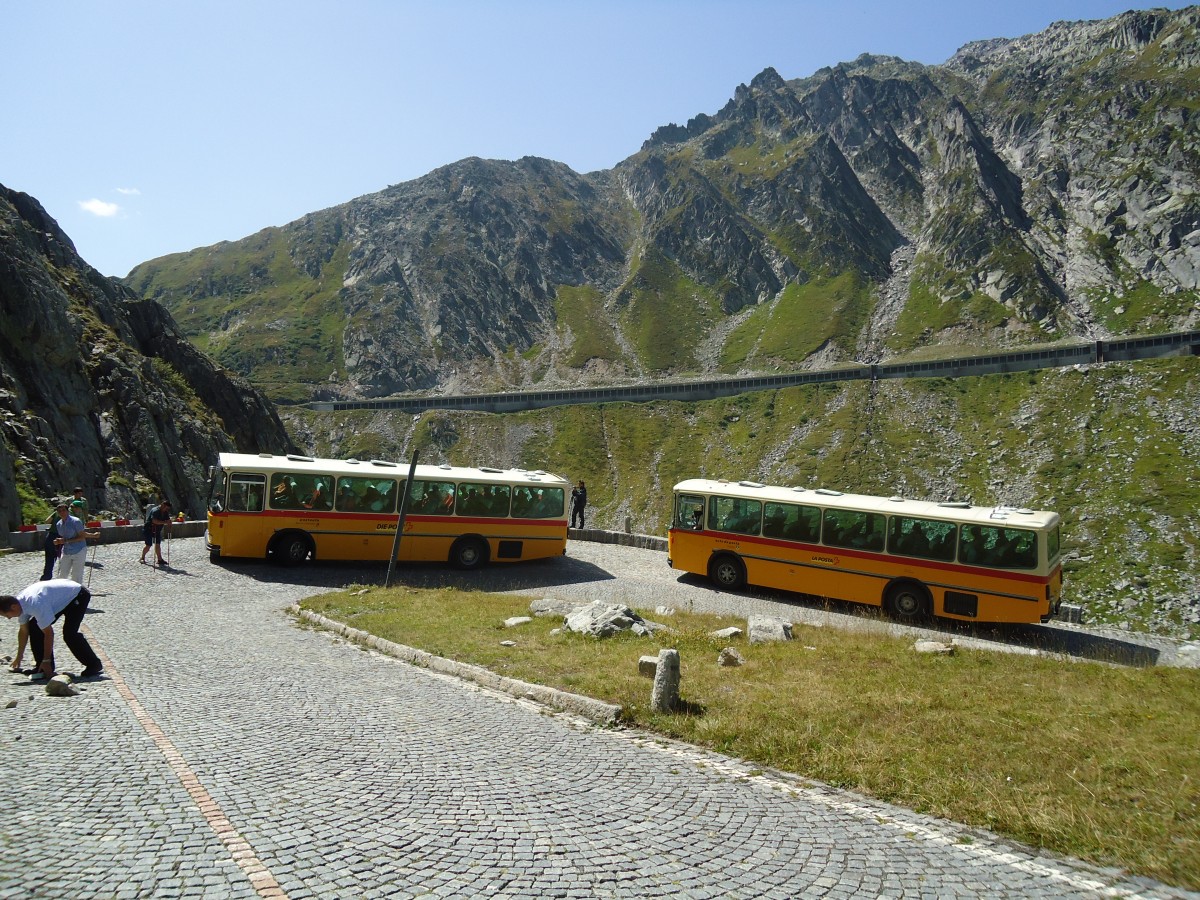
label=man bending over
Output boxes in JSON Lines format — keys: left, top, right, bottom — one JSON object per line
{"left": 2, "top": 579, "right": 103, "bottom": 679}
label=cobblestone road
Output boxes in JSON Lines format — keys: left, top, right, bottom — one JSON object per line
{"left": 1, "top": 538, "right": 1194, "bottom": 899}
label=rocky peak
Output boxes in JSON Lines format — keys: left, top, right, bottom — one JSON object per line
{"left": 749, "top": 66, "right": 786, "bottom": 92}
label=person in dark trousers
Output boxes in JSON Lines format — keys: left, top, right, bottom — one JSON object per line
{"left": 1, "top": 579, "right": 103, "bottom": 679}
{"left": 570, "top": 480, "right": 587, "bottom": 529}
{"left": 140, "top": 500, "right": 173, "bottom": 565}
{"left": 40, "top": 507, "right": 61, "bottom": 580}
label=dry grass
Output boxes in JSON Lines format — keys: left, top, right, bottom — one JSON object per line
{"left": 301, "top": 586, "right": 1200, "bottom": 889}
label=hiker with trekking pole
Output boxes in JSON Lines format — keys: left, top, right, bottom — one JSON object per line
{"left": 140, "top": 500, "right": 173, "bottom": 567}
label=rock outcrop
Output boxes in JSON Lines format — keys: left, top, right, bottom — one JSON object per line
{"left": 0, "top": 185, "right": 294, "bottom": 531}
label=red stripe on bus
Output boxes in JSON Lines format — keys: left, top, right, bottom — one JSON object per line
{"left": 669, "top": 527, "right": 1054, "bottom": 585}
{"left": 214, "top": 510, "right": 565, "bottom": 527}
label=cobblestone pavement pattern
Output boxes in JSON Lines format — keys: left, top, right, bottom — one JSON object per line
{"left": 1, "top": 538, "right": 1194, "bottom": 899}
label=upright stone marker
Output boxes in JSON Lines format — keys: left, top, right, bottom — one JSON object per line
{"left": 650, "top": 648, "right": 680, "bottom": 713}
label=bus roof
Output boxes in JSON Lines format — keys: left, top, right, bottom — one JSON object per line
{"left": 218, "top": 453, "right": 570, "bottom": 487}
{"left": 673, "top": 478, "right": 1060, "bottom": 529}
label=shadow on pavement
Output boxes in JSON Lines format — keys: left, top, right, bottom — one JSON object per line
{"left": 216, "top": 553, "right": 614, "bottom": 594}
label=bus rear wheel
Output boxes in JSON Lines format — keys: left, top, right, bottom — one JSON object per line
{"left": 885, "top": 581, "right": 930, "bottom": 623}
{"left": 271, "top": 534, "right": 312, "bottom": 567}
{"left": 450, "top": 536, "right": 489, "bottom": 570}
{"left": 708, "top": 553, "right": 746, "bottom": 591}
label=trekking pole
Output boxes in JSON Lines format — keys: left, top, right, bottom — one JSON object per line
{"left": 87, "top": 539, "right": 98, "bottom": 588}
{"left": 165, "top": 525, "right": 172, "bottom": 566}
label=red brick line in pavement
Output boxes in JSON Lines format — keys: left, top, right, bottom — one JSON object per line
{"left": 83, "top": 625, "right": 290, "bottom": 900}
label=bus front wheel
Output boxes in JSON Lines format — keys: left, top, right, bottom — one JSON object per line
{"left": 450, "top": 536, "right": 489, "bottom": 570}
{"left": 884, "top": 581, "right": 930, "bottom": 622}
{"left": 708, "top": 554, "right": 746, "bottom": 591}
{"left": 271, "top": 534, "right": 312, "bottom": 567}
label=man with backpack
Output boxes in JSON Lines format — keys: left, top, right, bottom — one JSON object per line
{"left": 140, "top": 500, "right": 173, "bottom": 566}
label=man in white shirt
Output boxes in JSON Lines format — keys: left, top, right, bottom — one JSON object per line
{"left": 1, "top": 579, "right": 103, "bottom": 679}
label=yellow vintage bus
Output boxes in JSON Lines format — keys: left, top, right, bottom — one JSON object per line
{"left": 206, "top": 453, "right": 569, "bottom": 568}
{"left": 669, "top": 479, "right": 1063, "bottom": 624}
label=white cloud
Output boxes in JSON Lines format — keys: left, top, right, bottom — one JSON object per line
{"left": 115, "top": 187, "right": 141, "bottom": 195}
{"left": 79, "top": 198, "right": 120, "bottom": 217}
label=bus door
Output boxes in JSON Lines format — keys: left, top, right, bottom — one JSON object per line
{"left": 215, "top": 472, "right": 268, "bottom": 557}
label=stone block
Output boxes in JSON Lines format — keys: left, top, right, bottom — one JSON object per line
{"left": 1057, "top": 604, "right": 1084, "bottom": 624}
{"left": 45, "top": 674, "right": 79, "bottom": 697}
{"left": 914, "top": 640, "right": 954, "bottom": 655}
{"left": 717, "top": 647, "right": 744, "bottom": 667}
{"left": 748, "top": 615, "right": 792, "bottom": 644}
{"left": 650, "top": 649, "right": 680, "bottom": 713}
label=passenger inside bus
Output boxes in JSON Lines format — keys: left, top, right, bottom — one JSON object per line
{"left": 302, "top": 479, "right": 331, "bottom": 511}
{"left": 337, "top": 485, "right": 359, "bottom": 512}
{"left": 272, "top": 477, "right": 298, "bottom": 508}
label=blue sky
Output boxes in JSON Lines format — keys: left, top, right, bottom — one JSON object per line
{"left": 2, "top": 1, "right": 1191, "bottom": 277}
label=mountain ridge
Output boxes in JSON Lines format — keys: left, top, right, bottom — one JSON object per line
{"left": 125, "top": 6, "right": 1199, "bottom": 404}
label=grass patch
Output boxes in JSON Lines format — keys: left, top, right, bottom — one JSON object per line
{"left": 890, "top": 254, "right": 1013, "bottom": 352}
{"left": 1088, "top": 279, "right": 1200, "bottom": 333}
{"left": 720, "top": 272, "right": 871, "bottom": 368}
{"left": 617, "top": 246, "right": 722, "bottom": 372}
{"left": 301, "top": 584, "right": 1200, "bottom": 889}
{"left": 554, "top": 284, "right": 621, "bottom": 367}
{"left": 16, "top": 474, "right": 53, "bottom": 526}
{"left": 125, "top": 218, "right": 350, "bottom": 394}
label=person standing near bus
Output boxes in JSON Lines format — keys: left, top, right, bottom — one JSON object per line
{"left": 53, "top": 502, "right": 96, "bottom": 584}
{"left": 570, "top": 480, "right": 587, "bottom": 529}
{"left": 140, "top": 500, "right": 173, "bottom": 566}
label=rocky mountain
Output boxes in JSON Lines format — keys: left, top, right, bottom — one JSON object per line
{"left": 0, "top": 185, "right": 294, "bottom": 529}
{"left": 126, "top": 7, "right": 1199, "bottom": 403}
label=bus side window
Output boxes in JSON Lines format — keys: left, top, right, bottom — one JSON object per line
{"left": 888, "top": 516, "right": 956, "bottom": 562}
{"left": 455, "top": 483, "right": 510, "bottom": 517}
{"left": 710, "top": 497, "right": 761, "bottom": 536}
{"left": 960, "top": 525, "right": 1036, "bottom": 569}
{"left": 763, "top": 502, "right": 819, "bottom": 542}
{"left": 270, "top": 474, "right": 300, "bottom": 509}
{"left": 823, "top": 509, "right": 883, "bottom": 551}
{"left": 532, "top": 487, "right": 565, "bottom": 518}
{"left": 995, "top": 528, "right": 1037, "bottom": 569}
{"left": 229, "top": 474, "right": 265, "bottom": 513}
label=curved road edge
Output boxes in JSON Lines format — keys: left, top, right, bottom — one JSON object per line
{"left": 292, "top": 605, "right": 624, "bottom": 725}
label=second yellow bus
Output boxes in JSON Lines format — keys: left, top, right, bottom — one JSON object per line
{"left": 669, "top": 478, "right": 1062, "bottom": 624}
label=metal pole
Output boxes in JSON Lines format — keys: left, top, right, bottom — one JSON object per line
{"left": 384, "top": 450, "right": 420, "bottom": 589}
{"left": 86, "top": 539, "right": 98, "bottom": 588}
